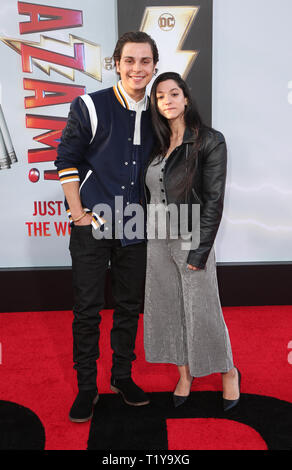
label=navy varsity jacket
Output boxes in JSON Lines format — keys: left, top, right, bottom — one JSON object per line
{"left": 55, "top": 84, "right": 154, "bottom": 244}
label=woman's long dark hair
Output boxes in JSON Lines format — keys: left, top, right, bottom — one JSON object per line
{"left": 149, "top": 72, "right": 205, "bottom": 199}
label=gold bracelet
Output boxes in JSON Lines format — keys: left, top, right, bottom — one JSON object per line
{"left": 73, "top": 211, "right": 87, "bottom": 222}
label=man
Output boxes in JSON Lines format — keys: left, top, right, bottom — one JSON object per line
{"left": 55, "top": 31, "right": 159, "bottom": 422}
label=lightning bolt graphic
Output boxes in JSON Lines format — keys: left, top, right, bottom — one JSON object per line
{"left": 0, "top": 34, "right": 102, "bottom": 81}
{"left": 140, "top": 6, "right": 199, "bottom": 79}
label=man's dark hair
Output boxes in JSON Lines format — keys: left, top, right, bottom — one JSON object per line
{"left": 113, "top": 31, "right": 159, "bottom": 65}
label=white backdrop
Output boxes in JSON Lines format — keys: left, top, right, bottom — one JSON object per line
{"left": 213, "top": 0, "right": 292, "bottom": 263}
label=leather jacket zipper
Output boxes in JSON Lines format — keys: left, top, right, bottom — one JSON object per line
{"left": 161, "top": 145, "right": 182, "bottom": 205}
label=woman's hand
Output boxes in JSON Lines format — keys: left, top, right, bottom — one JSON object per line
{"left": 187, "top": 264, "right": 200, "bottom": 271}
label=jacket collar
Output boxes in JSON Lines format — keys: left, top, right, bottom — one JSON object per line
{"left": 182, "top": 127, "right": 197, "bottom": 144}
{"left": 113, "top": 81, "right": 148, "bottom": 111}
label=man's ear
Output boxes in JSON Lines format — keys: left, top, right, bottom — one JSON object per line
{"left": 116, "top": 61, "right": 120, "bottom": 74}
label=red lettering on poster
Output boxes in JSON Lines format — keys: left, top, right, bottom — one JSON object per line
{"left": 33, "top": 200, "right": 62, "bottom": 216}
{"left": 14, "top": 3, "right": 89, "bottom": 183}
{"left": 18, "top": 2, "right": 83, "bottom": 34}
{"left": 26, "top": 115, "right": 67, "bottom": 163}
{"left": 21, "top": 43, "right": 85, "bottom": 73}
{"left": 25, "top": 221, "right": 51, "bottom": 236}
{"left": 24, "top": 78, "right": 85, "bottom": 108}
{"left": 25, "top": 201, "right": 70, "bottom": 237}
{"left": 54, "top": 221, "right": 71, "bottom": 236}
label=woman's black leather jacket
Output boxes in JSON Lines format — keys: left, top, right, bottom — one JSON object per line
{"left": 144, "top": 126, "right": 227, "bottom": 269}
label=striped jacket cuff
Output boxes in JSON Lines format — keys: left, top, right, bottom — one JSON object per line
{"left": 66, "top": 209, "right": 106, "bottom": 229}
{"left": 92, "top": 212, "right": 106, "bottom": 229}
{"left": 58, "top": 167, "right": 80, "bottom": 184}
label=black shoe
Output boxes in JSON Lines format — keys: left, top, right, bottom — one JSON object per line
{"left": 173, "top": 378, "right": 194, "bottom": 408}
{"left": 110, "top": 377, "right": 150, "bottom": 406}
{"left": 223, "top": 368, "right": 241, "bottom": 412}
{"left": 173, "top": 394, "right": 190, "bottom": 408}
{"left": 69, "top": 390, "right": 99, "bottom": 422}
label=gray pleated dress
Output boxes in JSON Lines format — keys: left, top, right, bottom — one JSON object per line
{"left": 143, "top": 157, "right": 234, "bottom": 377}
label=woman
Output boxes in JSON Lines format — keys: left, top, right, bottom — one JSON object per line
{"left": 143, "top": 72, "right": 241, "bottom": 410}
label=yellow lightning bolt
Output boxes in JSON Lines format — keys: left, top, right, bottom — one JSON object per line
{"left": 0, "top": 34, "right": 102, "bottom": 81}
{"left": 140, "top": 6, "right": 200, "bottom": 79}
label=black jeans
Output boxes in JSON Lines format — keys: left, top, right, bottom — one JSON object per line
{"left": 69, "top": 225, "right": 146, "bottom": 391}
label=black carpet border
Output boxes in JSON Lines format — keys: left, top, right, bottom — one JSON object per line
{"left": 0, "top": 400, "right": 45, "bottom": 450}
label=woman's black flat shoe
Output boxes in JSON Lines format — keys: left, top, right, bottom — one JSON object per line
{"left": 223, "top": 368, "right": 241, "bottom": 412}
{"left": 173, "top": 378, "right": 194, "bottom": 408}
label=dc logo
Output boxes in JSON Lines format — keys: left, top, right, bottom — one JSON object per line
{"left": 158, "top": 13, "right": 175, "bottom": 31}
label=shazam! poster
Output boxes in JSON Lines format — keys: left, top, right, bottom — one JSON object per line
{"left": 0, "top": 0, "right": 212, "bottom": 268}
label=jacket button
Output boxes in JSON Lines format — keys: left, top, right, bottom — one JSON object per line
{"left": 161, "top": 189, "right": 164, "bottom": 192}
{"left": 128, "top": 137, "right": 132, "bottom": 141}
{"left": 162, "top": 199, "right": 166, "bottom": 203}
{"left": 121, "top": 186, "right": 125, "bottom": 189}
{"left": 125, "top": 162, "right": 128, "bottom": 165}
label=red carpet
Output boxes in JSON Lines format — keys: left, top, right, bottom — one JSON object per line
{"left": 166, "top": 418, "right": 267, "bottom": 450}
{"left": 0, "top": 306, "right": 292, "bottom": 449}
